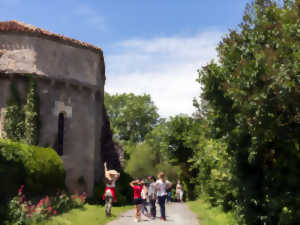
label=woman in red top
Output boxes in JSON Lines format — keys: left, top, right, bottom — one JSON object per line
{"left": 130, "top": 178, "right": 144, "bottom": 222}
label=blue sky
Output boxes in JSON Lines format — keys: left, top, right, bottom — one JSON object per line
{"left": 0, "top": 0, "right": 252, "bottom": 117}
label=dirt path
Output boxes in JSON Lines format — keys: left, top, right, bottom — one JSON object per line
{"left": 106, "top": 202, "right": 199, "bottom": 225}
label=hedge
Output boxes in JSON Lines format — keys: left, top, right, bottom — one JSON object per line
{"left": 0, "top": 139, "right": 65, "bottom": 197}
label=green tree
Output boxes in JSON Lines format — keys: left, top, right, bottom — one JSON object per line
{"left": 161, "top": 115, "right": 202, "bottom": 200}
{"left": 104, "top": 93, "right": 159, "bottom": 143}
{"left": 198, "top": 0, "right": 300, "bottom": 224}
{"left": 125, "top": 141, "right": 180, "bottom": 181}
{"left": 3, "top": 82, "right": 25, "bottom": 141}
{"left": 24, "top": 78, "right": 40, "bottom": 145}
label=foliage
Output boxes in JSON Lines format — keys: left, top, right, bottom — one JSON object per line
{"left": 162, "top": 115, "right": 202, "bottom": 200}
{"left": 104, "top": 92, "right": 160, "bottom": 143}
{"left": 3, "top": 78, "right": 41, "bottom": 145}
{"left": 125, "top": 142, "right": 158, "bottom": 178}
{"left": 0, "top": 139, "right": 65, "bottom": 196}
{"left": 24, "top": 78, "right": 40, "bottom": 145}
{"left": 124, "top": 141, "right": 180, "bottom": 180}
{"left": 197, "top": 0, "right": 300, "bottom": 224}
{"left": 191, "top": 138, "right": 235, "bottom": 210}
{"left": 187, "top": 198, "right": 240, "bottom": 225}
{"left": 4, "top": 185, "right": 86, "bottom": 225}
{"left": 3, "top": 82, "right": 25, "bottom": 141}
{"left": 114, "top": 171, "right": 134, "bottom": 205}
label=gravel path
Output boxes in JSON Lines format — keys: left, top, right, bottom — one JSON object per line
{"left": 106, "top": 202, "right": 199, "bottom": 225}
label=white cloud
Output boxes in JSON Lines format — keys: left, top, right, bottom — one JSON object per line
{"left": 72, "top": 4, "right": 105, "bottom": 31}
{"left": 105, "top": 31, "right": 223, "bottom": 118}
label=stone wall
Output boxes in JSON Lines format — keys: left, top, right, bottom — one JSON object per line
{"left": 0, "top": 31, "right": 105, "bottom": 196}
{"left": 0, "top": 33, "right": 104, "bottom": 86}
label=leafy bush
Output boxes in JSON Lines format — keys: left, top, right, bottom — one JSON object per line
{"left": 191, "top": 139, "right": 235, "bottom": 209}
{"left": 114, "top": 171, "right": 133, "bottom": 206}
{"left": 0, "top": 139, "right": 65, "bottom": 196}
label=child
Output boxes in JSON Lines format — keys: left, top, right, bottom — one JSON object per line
{"left": 141, "top": 182, "right": 150, "bottom": 217}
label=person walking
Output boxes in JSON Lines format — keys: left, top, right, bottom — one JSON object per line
{"left": 155, "top": 172, "right": 172, "bottom": 221}
{"left": 102, "top": 162, "right": 120, "bottom": 217}
{"left": 176, "top": 180, "right": 184, "bottom": 202}
{"left": 148, "top": 176, "right": 157, "bottom": 219}
{"left": 141, "top": 181, "right": 150, "bottom": 217}
{"left": 166, "top": 188, "right": 172, "bottom": 204}
{"left": 130, "top": 178, "right": 144, "bottom": 222}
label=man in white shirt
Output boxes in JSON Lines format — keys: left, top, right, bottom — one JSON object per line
{"left": 155, "top": 172, "right": 172, "bottom": 221}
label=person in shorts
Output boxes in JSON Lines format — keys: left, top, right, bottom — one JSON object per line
{"left": 130, "top": 178, "right": 144, "bottom": 222}
{"left": 102, "top": 162, "right": 120, "bottom": 217}
{"left": 176, "top": 180, "right": 184, "bottom": 202}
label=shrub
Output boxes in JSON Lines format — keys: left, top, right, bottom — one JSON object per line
{"left": 114, "top": 171, "right": 133, "bottom": 206}
{"left": 0, "top": 139, "right": 65, "bottom": 196}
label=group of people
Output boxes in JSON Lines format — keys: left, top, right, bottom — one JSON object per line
{"left": 102, "top": 162, "right": 184, "bottom": 222}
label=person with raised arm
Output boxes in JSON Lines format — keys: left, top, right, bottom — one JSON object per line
{"left": 102, "top": 162, "right": 120, "bottom": 217}
{"left": 130, "top": 178, "right": 144, "bottom": 222}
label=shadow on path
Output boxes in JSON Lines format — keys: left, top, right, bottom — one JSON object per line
{"left": 106, "top": 202, "right": 199, "bottom": 225}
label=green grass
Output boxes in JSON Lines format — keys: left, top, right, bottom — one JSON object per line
{"left": 187, "top": 199, "right": 238, "bottom": 225}
{"left": 41, "top": 204, "right": 132, "bottom": 225}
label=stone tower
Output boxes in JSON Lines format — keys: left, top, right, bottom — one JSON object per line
{"left": 0, "top": 20, "right": 105, "bottom": 195}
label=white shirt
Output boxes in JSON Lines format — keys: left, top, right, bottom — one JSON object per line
{"left": 155, "top": 179, "right": 169, "bottom": 197}
{"left": 141, "top": 188, "right": 147, "bottom": 199}
{"left": 148, "top": 182, "right": 156, "bottom": 196}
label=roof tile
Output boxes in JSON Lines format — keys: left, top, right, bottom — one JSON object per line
{"left": 0, "top": 20, "right": 103, "bottom": 54}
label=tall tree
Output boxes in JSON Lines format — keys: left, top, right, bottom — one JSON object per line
{"left": 104, "top": 93, "right": 159, "bottom": 143}
{"left": 198, "top": 0, "right": 300, "bottom": 224}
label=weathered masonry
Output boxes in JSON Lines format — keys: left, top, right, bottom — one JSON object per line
{"left": 0, "top": 20, "right": 105, "bottom": 195}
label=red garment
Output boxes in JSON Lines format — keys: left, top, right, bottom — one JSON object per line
{"left": 133, "top": 185, "right": 143, "bottom": 199}
{"left": 102, "top": 187, "right": 116, "bottom": 202}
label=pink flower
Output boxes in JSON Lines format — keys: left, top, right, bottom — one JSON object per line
{"left": 19, "top": 195, "right": 24, "bottom": 203}
{"left": 44, "top": 196, "right": 50, "bottom": 205}
{"left": 47, "top": 206, "right": 52, "bottom": 212}
{"left": 18, "top": 185, "right": 24, "bottom": 195}
{"left": 37, "top": 199, "right": 44, "bottom": 207}
{"left": 53, "top": 210, "right": 57, "bottom": 215}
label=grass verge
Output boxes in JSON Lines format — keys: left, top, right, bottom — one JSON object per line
{"left": 42, "top": 204, "right": 132, "bottom": 225}
{"left": 187, "top": 199, "right": 238, "bottom": 225}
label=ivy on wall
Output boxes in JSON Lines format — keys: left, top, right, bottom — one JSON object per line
{"left": 3, "top": 82, "right": 25, "bottom": 141}
{"left": 24, "top": 78, "right": 40, "bottom": 145}
{"left": 3, "top": 77, "right": 40, "bottom": 145}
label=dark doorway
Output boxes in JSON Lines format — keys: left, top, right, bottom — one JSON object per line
{"left": 57, "top": 112, "right": 64, "bottom": 156}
